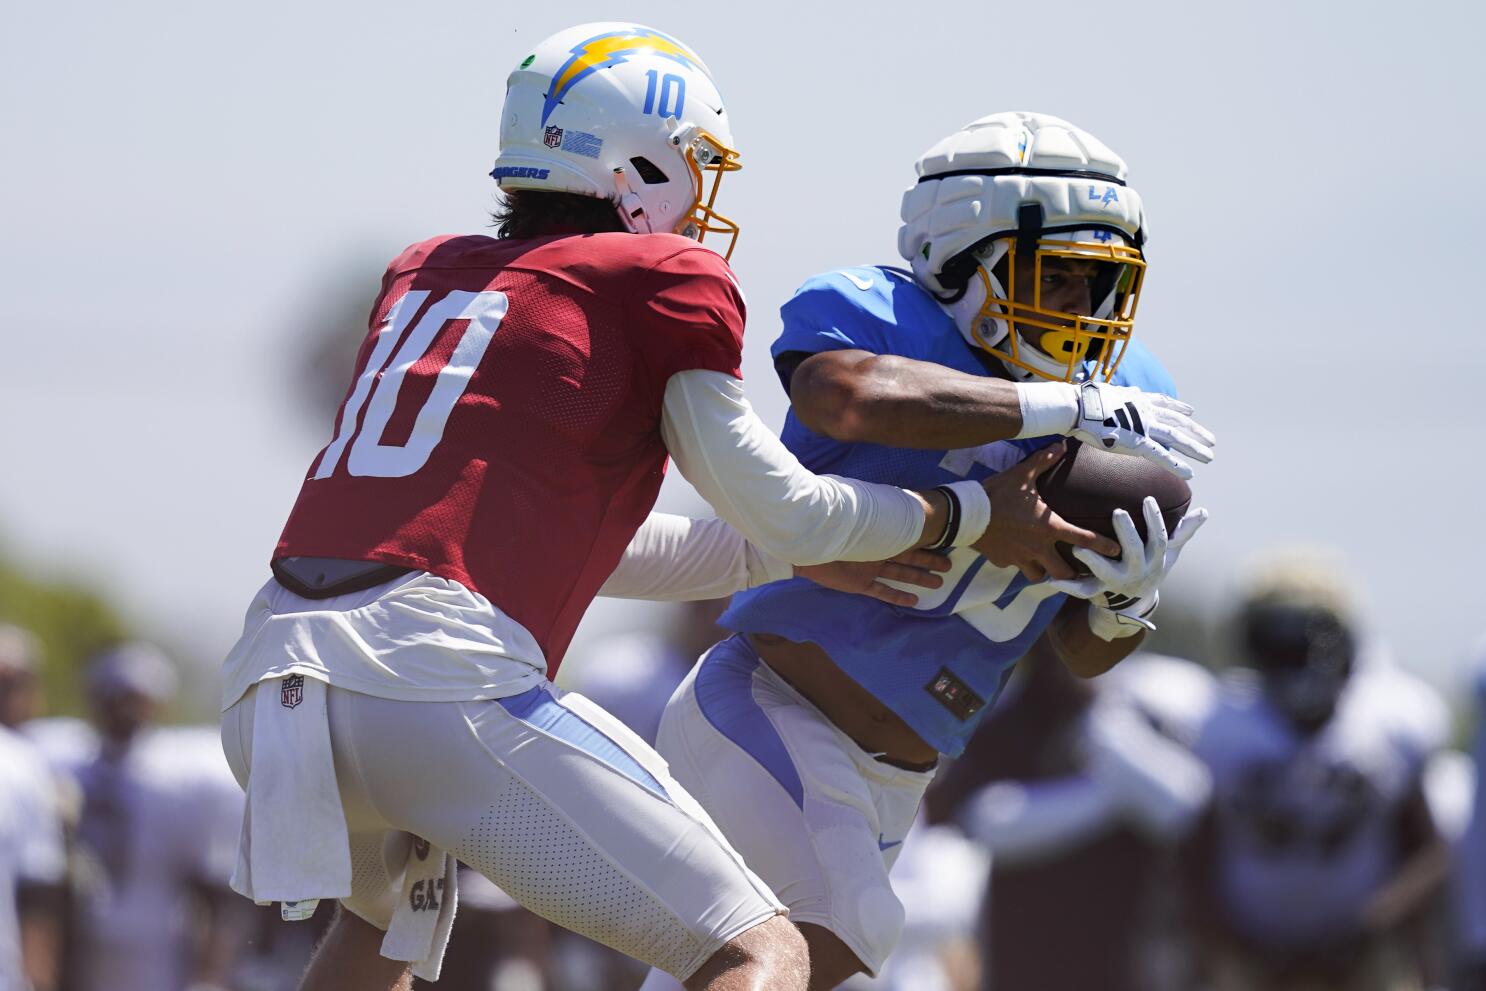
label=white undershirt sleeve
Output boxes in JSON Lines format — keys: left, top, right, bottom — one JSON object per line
{"left": 660, "top": 369, "right": 926, "bottom": 564}
{"left": 598, "top": 513, "right": 794, "bottom": 601}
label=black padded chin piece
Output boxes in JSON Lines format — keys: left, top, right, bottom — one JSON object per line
{"left": 1016, "top": 203, "right": 1043, "bottom": 261}
{"left": 936, "top": 251, "right": 981, "bottom": 302}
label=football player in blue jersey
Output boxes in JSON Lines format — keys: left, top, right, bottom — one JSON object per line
{"left": 638, "top": 112, "right": 1216, "bottom": 990}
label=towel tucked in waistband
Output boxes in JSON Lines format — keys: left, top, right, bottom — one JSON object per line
{"left": 230, "top": 675, "right": 353, "bottom": 906}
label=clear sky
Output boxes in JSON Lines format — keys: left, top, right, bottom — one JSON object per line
{"left": 2, "top": 0, "right": 1482, "bottom": 703}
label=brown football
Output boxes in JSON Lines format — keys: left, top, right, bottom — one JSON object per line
{"left": 1035, "top": 440, "right": 1191, "bottom": 573}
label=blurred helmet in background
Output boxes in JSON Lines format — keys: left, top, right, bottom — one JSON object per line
{"left": 1235, "top": 554, "right": 1357, "bottom": 734}
{"left": 86, "top": 642, "right": 178, "bottom": 745}
{"left": 0, "top": 623, "right": 43, "bottom": 728}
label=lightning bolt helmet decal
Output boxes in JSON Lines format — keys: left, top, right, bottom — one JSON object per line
{"left": 492, "top": 22, "right": 743, "bottom": 258}
{"left": 543, "top": 28, "right": 703, "bottom": 125}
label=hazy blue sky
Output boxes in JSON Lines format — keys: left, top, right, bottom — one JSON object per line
{"left": 2, "top": 0, "right": 1482, "bottom": 703}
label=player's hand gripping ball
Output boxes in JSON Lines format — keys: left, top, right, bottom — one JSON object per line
{"left": 1035, "top": 440, "right": 1206, "bottom": 602}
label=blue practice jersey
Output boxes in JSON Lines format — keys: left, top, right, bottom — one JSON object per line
{"left": 720, "top": 265, "right": 1177, "bottom": 756}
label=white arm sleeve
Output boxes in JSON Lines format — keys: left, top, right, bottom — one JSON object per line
{"left": 957, "top": 776, "right": 1122, "bottom": 865}
{"left": 661, "top": 370, "right": 926, "bottom": 564}
{"left": 599, "top": 513, "right": 794, "bottom": 601}
{"left": 1083, "top": 702, "right": 1213, "bottom": 842}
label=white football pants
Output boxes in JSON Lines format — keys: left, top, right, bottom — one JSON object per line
{"left": 222, "top": 678, "right": 783, "bottom": 979}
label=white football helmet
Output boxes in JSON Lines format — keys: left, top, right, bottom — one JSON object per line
{"left": 898, "top": 112, "right": 1149, "bottom": 382}
{"left": 491, "top": 23, "right": 742, "bottom": 258}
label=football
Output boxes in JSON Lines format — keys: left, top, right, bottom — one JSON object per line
{"left": 1036, "top": 440, "right": 1192, "bottom": 572}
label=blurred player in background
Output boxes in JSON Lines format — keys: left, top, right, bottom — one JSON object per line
{"left": 0, "top": 626, "right": 45, "bottom": 732}
{"left": 0, "top": 715, "right": 65, "bottom": 991}
{"left": 34, "top": 643, "right": 245, "bottom": 991}
{"left": 0, "top": 626, "right": 64, "bottom": 991}
{"left": 1455, "top": 636, "right": 1486, "bottom": 990}
{"left": 641, "top": 111, "right": 1216, "bottom": 990}
{"left": 3, "top": 630, "right": 310, "bottom": 991}
{"left": 926, "top": 644, "right": 1215, "bottom": 991}
{"left": 216, "top": 21, "right": 1094, "bottom": 991}
{"left": 1182, "top": 556, "right": 1450, "bottom": 991}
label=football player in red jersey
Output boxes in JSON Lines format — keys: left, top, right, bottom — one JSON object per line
{"left": 216, "top": 23, "right": 1202, "bottom": 991}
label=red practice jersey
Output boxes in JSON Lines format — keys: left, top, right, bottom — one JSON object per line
{"left": 276, "top": 232, "right": 745, "bottom": 675}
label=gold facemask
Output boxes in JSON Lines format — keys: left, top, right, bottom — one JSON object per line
{"left": 967, "top": 237, "right": 1147, "bottom": 382}
{"left": 675, "top": 128, "right": 742, "bottom": 260}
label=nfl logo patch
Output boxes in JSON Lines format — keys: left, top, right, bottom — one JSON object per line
{"left": 923, "top": 666, "right": 983, "bottom": 721}
{"left": 543, "top": 126, "right": 563, "bottom": 149}
{"left": 281, "top": 674, "right": 305, "bottom": 709}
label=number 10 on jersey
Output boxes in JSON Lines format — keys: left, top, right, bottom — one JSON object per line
{"left": 313, "top": 290, "right": 507, "bottom": 479}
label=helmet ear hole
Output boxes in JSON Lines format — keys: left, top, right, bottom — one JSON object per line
{"left": 628, "top": 157, "right": 671, "bottom": 185}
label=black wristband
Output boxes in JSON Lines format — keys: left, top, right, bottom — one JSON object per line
{"left": 927, "top": 485, "right": 961, "bottom": 552}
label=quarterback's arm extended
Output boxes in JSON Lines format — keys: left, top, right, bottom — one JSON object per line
{"left": 599, "top": 513, "right": 950, "bottom": 605}
{"left": 599, "top": 512, "right": 794, "bottom": 600}
{"left": 668, "top": 369, "right": 1117, "bottom": 582}
{"left": 661, "top": 369, "right": 981, "bottom": 562}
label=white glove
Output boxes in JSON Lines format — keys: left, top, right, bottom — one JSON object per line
{"left": 1050, "top": 496, "right": 1207, "bottom": 607}
{"left": 1071, "top": 381, "right": 1216, "bottom": 480}
{"left": 1086, "top": 591, "right": 1160, "bottom": 641}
